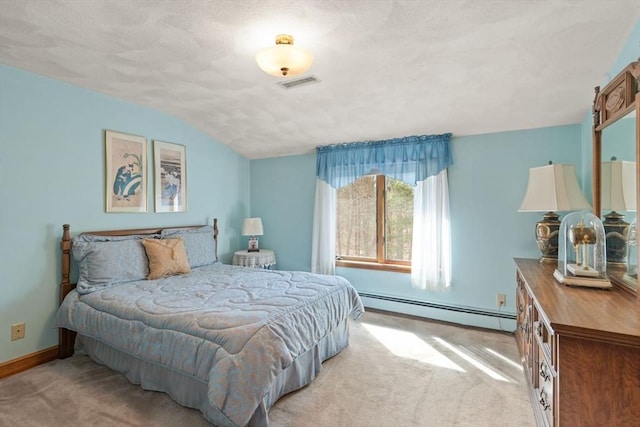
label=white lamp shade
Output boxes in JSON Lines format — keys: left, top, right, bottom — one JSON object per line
{"left": 601, "top": 160, "right": 637, "bottom": 212}
{"left": 242, "top": 218, "right": 264, "bottom": 236}
{"left": 255, "top": 37, "right": 313, "bottom": 77}
{"left": 518, "top": 164, "right": 592, "bottom": 212}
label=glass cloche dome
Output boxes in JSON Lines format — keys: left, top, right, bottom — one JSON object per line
{"left": 553, "top": 211, "right": 611, "bottom": 288}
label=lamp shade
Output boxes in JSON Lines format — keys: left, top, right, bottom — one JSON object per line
{"left": 518, "top": 163, "right": 592, "bottom": 212}
{"left": 242, "top": 218, "right": 264, "bottom": 236}
{"left": 255, "top": 34, "right": 313, "bottom": 77}
{"left": 601, "top": 160, "right": 637, "bottom": 212}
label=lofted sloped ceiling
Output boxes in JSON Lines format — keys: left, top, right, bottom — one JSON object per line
{"left": 0, "top": 0, "right": 638, "bottom": 159}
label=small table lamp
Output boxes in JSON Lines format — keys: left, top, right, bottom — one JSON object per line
{"left": 242, "top": 217, "right": 264, "bottom": 252}
{"left": 518, "top": 162, "right": 592, "bottom": 262}
{"left": 601, "top": 159, "right": 637, "bottom": 265}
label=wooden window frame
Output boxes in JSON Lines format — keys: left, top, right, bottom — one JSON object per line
{"left": 336, "top": 175, "right": 411, "bottom": 273}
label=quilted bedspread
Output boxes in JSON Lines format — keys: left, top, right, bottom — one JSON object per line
{"left": 56, "top": 263, "right": 364, "bottom": 426}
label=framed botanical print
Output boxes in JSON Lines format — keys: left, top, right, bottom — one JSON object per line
{"left": 153, "top": 140, "right": 187, "bottom": 213}
{"left": 105, "top": 130, "right": 147, "bottom": 213}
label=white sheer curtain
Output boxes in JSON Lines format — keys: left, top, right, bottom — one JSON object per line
{"left": 311, "top": 178, "right": 337, "bottom": 275}
{"left": 411, "top": 169, "right": 452, "bottom": 291}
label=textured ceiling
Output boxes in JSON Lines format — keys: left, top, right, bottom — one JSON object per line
{"left": 0, "top": 1, "right": 638, "bottom": 159}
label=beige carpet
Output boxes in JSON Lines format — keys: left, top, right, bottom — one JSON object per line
{"left": 0, "top": 311, "right": 534, "bottom": 427}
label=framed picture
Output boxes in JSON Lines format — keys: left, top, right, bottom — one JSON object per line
{"left": 153, "top": 140, "right": 187, "bottom": 213}
{"left": 105, "top": 130, "right": 147, "bottom": 213}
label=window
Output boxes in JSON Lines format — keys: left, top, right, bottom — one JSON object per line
{"left": 336, "top": 175, "right": 413, "bottom": 272}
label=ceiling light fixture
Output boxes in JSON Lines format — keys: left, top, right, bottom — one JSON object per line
{"left": 255, "top": 34, "right": 313, "bottom": 77}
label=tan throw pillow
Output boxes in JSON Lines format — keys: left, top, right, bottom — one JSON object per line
{"left": 142, "top": 238, "right": 191, "bottom": 280}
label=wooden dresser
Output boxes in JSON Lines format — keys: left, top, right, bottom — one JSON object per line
{"left": 514, "top": 258, "right": 640, "bottom": 427}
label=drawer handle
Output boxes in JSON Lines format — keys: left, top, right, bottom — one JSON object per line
{"left": 539, "top": 389, "right": 550, "bottom": 411}
{"left": 539, "top": 361, "right": 551, "bottom": 382}
{"left": 518, "top": 303, "right": 524, "bottom": 313}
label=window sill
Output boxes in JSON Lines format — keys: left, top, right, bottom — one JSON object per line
{"left": 336, "top": 260, "right": 411, "bottom": 274}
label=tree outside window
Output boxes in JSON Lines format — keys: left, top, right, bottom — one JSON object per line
{"left": 336, "top": 175, "right": 413, "bottom": 272}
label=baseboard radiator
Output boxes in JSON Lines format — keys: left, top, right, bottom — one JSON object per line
{"left": 358, "top": 292, "right": 516, "bottom": 320}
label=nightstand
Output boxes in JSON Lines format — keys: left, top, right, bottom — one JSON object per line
{"left": 232, "top": 249, "right": 276, "bottom": 269}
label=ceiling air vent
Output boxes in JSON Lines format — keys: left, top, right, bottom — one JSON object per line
{"left": 277, "top": 75, "right": 321, "bottom": 90}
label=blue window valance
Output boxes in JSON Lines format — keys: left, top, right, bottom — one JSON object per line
{"left": 316, "top": 133, "right": 453, "bottom": 188}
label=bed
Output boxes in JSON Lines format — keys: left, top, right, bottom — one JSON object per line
{"left": 55, "top": 219, "right": 364, "bottom": 427}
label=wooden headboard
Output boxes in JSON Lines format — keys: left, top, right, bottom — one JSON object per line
{"left": 59, "top": 218, "right": 219, "bottom": 358}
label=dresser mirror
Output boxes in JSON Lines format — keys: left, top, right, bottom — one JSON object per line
{"left": 593, "top": 58, "right": 639, "bottom": 295}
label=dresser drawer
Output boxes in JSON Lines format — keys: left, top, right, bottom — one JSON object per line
{"left": 515, "top": 271, "right": 535, "bottom": 376}
{"left": 534, "top": 317, "right": 555, "bottom": 369}
{"left": 515, "top": 283, "right": 526, "bottom": 356}
{"left": 537, "top": 347, "right": 555, "bottom": 427}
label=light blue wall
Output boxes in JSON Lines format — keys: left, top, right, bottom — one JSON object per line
{"left": 0, "top": 65, "right": 250, "bottom": 363}
{"left": 249, "top": 154, "right": 317, "bottom": 272}
{"left": 250, "top": 124, "right": 582, "bottom": 330}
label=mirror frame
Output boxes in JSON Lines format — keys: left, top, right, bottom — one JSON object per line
{"left": 592, "top": 57, "right": 640, "bottom": 297}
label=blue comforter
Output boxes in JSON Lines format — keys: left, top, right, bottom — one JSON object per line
{"left": 56, "top": 263, "right": 363, "bottom": 426}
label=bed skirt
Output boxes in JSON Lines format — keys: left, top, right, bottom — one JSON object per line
{"left": 76, "top": 318, "right": 351, "bottom": 426}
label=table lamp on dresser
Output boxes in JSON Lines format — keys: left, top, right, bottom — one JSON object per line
{"left": 518, "top": 162, "right": 592, "bottom": 262}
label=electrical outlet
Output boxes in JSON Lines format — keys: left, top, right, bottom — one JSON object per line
{"left": 11, "top": 322, "right": 25, "bottom": 341}
{"left": 496, "top": 294, "right": 506, "bottom": 308}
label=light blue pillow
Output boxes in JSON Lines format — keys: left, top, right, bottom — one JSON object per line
{"left": 72, "top": 235, "right": 156, "bottom": 294}
{"left": 161, "top": 226, "right": 217, "bottom": 268}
